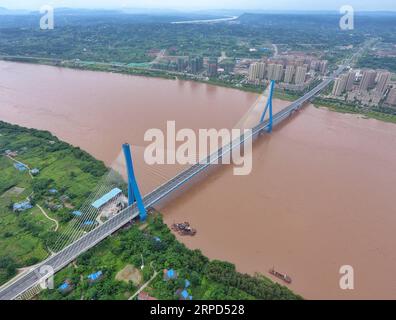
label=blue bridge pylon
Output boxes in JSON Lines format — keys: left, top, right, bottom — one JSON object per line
{"left": 259, "top": 80, "right": 275, "bottom": 133}
{"left": 122, "top": 143, "right": 147, "bottom": 221}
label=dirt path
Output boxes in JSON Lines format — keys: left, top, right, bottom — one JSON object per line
{"left": 128, "top": 270, "right": 159, "bottom": 300}
{"left": 6, "top": 155, "right": 34, "bottom": 178}
{"left": 36, "top": 204, "right": 59, "bottom": 232}
{"left": 6, "top": 155, "right": 60, "bottom": 232}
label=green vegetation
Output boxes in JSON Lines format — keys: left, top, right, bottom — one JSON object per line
{"left": 0, "top": 122, "right": 300, "bottom": 299}
{"left": 1, "top": 11, "right": 395, "bottom": 122}
{"left": 40, "top": 214, "right": 301, "bottom": 300}
{"left": 0, "top": 10, "right": 395, "bottom": 297}
{"left": 313, "top": 98, "right": 396, "bottom": 124}
{"left": 0, "top": 121, "right": 107, "bottom": 285}
{"left": 2, "top": 12, "right": 395, "bottom": 65}
{"left": 357, "top": 54, "right": 396, "bottom": 73}
{"left": 0, "top": 13, "right": 265, "bottom": 64}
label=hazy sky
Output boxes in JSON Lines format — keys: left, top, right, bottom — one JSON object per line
{"left": 1, "top": 0, "right": 395, "bottom": 11}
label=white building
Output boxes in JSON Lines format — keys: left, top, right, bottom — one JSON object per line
{"left": 295, "top": 65, "right": 308, "bottom": 85}
{"left": 375, "top": 71, "right": 391, "bottom": 94}
{"left": 284, "top": 65, "right": 295, "bottom": 83}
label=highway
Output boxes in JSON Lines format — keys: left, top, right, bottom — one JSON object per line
{"left": 0, "top": 67, "right": 343, "bottom": 300}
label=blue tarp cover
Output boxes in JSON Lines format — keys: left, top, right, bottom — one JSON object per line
{"left": 167, "top": 269, "right": 176, "bottom": 279}
{"left": 181, "top": 290, "right": 189, "bottom": 299}
{"left": 59, "top": 282, "right": 69, "bottom": 290}
{"left": 13, "top": 201, "right": 32, "bottom": 211}
{"left": 88, "top": 271, "right": 102, "bottom": 281}
{"left": 91, "top": 188, "right": 122, "bottom": 209}
{"left": 14, "top": 163, "right": 27, "bottom": 171}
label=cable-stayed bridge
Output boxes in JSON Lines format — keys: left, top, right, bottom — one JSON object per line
{"left": 0, "top": 66, "right": 344, "bottom": 300}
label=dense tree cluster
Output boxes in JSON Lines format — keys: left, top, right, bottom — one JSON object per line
{"left": 0, "top": 121, "right": 110, "bottom": 286}
{"left": 1, "top": 12, "right": 394, "bottom": 64}
{"left": 0, "top": 256, "right": 17, "bottom": 284}
{"left": 41, "top": 215, "right": 301, "bottom": 300}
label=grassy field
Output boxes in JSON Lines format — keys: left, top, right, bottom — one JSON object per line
{"left": 0, "top": 121, "right": 107, "bottom": 285}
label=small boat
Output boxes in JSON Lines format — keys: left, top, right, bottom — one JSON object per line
{"left": 269, "top": 267, "right": 292, "bottom": 284}
{"left": 171, "top": 222, "right": 197, "bottom": 236}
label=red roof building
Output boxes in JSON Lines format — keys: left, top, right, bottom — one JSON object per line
{"left": 138, "top": 291, "right": 157, "bottom": 300}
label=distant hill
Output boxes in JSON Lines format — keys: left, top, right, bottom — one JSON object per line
{"left": 0, "top": 7, "right": 30, "bottom": 15}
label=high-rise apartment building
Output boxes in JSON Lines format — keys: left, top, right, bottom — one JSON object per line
{"left": 273, "top": 64, "right": 284, "bottom": 81}
{"left": 332, "top": 74, "right": 348, "bottom": 96}
{"left": 208, "top": 57, "right": 218, "bottom": 77}
{"left": 248, "top": 62, "right": 266, "bottom": 81}
{"left": 295, "top": 65, "right": 308, "bottom": 85}
{"left": 189, "top": 56, "right": 203, "bottom": 74}
{"left": 375, "top": 71, "right": 391, "bottom": 94}
{"left": 266, "top": 63, "right": 283, "bottom": 81}
{"left": 386, "top": 87, "right": 396, "bottom": 106}
{"left": 345, "top": 71, "right": 356, "bottom": 91}
{"left": 319, "top": 60, "right": 328, "bottom": 74}
{"left": 359, "top": 69, "right": 377, "bottom": 91}
{"left": 284, "top": 65, "right": 295, "bottom": 83}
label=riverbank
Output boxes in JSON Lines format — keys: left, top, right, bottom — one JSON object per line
{"left": 0, "top": 56, "right": 292, "bottom": 95}
{"left": 1, "top": 60, "right": 396, "bottom": 299}
{"left": 0, "top": 121, "right": 300, "bottom": 300}
{"left": 313, "top": 97, "right": 396, "bottom": 124}
{"left": 3, "top": 57, "right": 394, "bottom": 125}
{"left": 0, "top": 121, "right": 108, "bottom": 285}
{"left": 39, "top": 213, "right": 301, "bottom": 300}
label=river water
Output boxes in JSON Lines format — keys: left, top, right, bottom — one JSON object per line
{"left": 1, "top": 61, "right": 395, "bottom": 299}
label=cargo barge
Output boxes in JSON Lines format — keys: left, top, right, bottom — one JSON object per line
{"left": 269, "top": 267, "right": 292, "bottom": 284}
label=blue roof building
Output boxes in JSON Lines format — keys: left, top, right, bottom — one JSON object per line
{"left": 48, "top": 188, "right": 58, "bottom": 194}
{"left": 58, "top": 281, "right": 73, "bottom": 293}
{"left": 59, "top": 282, "right": 69, "bottom": 291}
{"left": 72, "top": 210, "right": 83, "bottom": 217}
{"left": 177, "top": 289, "right": 193, "bottom": 300}
{"left": 83, "top": 220, "right": 95, "bottom": 226}
{"left": 91, "top": 188, "right": 122, "bottom": 209}
{"left": 14, "top": 163, "right": 27, "bottom": 171}
{"left": 185, "top": 279, "right": 191, "bottom": 288}
{"left": 13, "top": 201, "right": 33, "bottom": 212}
{"left": 181, "top": 290, "right": 189, "bottom": 299}
{"left": 87, "top": 271, "right": 103, "bottom": 282}
{"left": 164, "top": 269, "right": 177, "bottom": 280}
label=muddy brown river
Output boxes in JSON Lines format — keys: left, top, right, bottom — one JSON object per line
{"left": 1, "top": 61, "right": 395, "bottom": 299}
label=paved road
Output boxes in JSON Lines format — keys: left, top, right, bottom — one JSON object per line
{"left": 0, "top": 68, "right": 342, "bottom": 300}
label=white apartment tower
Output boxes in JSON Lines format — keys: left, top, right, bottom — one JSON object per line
{"left": 375, "top": 71, "right": 391, "bottom": 94}
{"left": 295, "top": 65, "right": 308, "bottom": 85}
{"left": 248, "top": 62, "right": 266, "bottom": 81}
{"left": 284, "top": 65, "right": 295, "bottom": 83}
{"left": 359, "top": 69, "right": 377, "bottom": 91}
{"left": 332, "top": 74, "right": 348, "bottom": 96}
